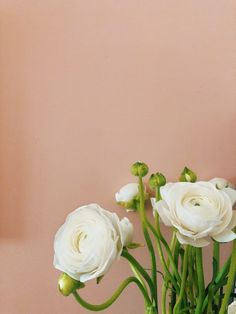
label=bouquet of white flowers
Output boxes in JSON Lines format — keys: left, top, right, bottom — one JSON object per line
{"left": 53, "top": 162, "right": 236, "bottom": 314}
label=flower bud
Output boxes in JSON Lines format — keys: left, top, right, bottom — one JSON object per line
{"left": 58, "top": 273, "right": 85, "bottom": 296}
{"left": 149, "top": 173, "right": 166, "bottom": 190}
{"left": 117, "top": 200, "right": 138, "bottom": 212}
{"left": 179, "top": 167, "right": 197, "bottom": 183}
{"left": 115, "top": 183, "right": 149, "bottom": 212}
{"left": 131, "top": 162, "right": 149, "bottom": 177}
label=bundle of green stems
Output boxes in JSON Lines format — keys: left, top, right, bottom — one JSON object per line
{"left": 64, "top": 163, "right": 236, "bottom": 314}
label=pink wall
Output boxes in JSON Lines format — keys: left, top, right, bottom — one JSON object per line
{"left": 1, "top": 1, "right": 236, "bottom": 313}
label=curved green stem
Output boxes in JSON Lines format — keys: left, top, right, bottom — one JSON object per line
{"left": 213, "top": 241, "right": 220, "bottom": 308}
{"left": 152, "top": 213, "right": 180, "bottom": 298}
{"left": 130, "top": 263, "right": 148, "bottom": 296}
{"left": 167, "top": 231, "right": 177, "bottom": 268}
{"left": 219, "top": 238, "right": 236, "bottom": 314}
{"left": 215, "top": 255, "right": 231, "bottom": 285}
{"left": 188, "top": 247, "right": 195, "bottom": 313}
{"left": 161, "top": 230, "right": 177, "bottom": 314}
{"left": 144, "top": 227, "right": 158, "bottom": 299}
{"left": 170, "top": 240, "right": 181, "bottom": 312}
{"left": 207, "top": 286, "right": 214, "bottom": 314}
{"left": 72, "top": 276, "right": 152, "bottom": 311}
{"left": 138, "top": 176, "right": 158, "bottom": 311}
{"left": 121, "top": 250, "right": 155, "bottom": 297}
{"left": 195, "top": 248, "right": 205, "bottom": 314}
{"left": 202, "top": 244, "right": 234, "bottom": 313}
{"left": 146, "top": 221, "right": 181, "bottom": 286}
{"left": 173, "top": 246, "right": 189, "bottom": 314}
{"left": 202, "top": 255, "right": 231, "bottom": 313}
{"left": 161, "top": 282, "right": 168, "bottom": 314}
{"left": 213, "top": 241, "right": 220, "bottom": 273}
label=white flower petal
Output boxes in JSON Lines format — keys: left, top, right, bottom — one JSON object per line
{"left": 160, "top": 183, "right": 175, "bottom": 199}
{"left": 120, "top": 217, "right": 134, "bottom": 246}
{"left": 227, "top": 211, "right": 236, "bottom": 230}
{"left": 151, "top": 198, "right": 172, "bottom": 226}
{"left": 223, "top": 187, "right": 236, "bottom": 206}
{"left": 176, "top": 232, "right": 210, "bottom": 247}
{"left": 80, "top": 236, "right": 119, "bottom": 282}
{"left": 228, "top": 301, "right": 236, "bottom": 314}
{"left": 210, "top": 178, "right": 235, "bottom": 189}
{"left": 212, "top": 229, "right": 236, "bottom": 242}
{"left": 115, "top": 183, "right": 139, "bottom": 202}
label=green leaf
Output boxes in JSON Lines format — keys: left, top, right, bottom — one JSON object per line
{"left": 126, "top": 242, "right": 144, "bottom": 249}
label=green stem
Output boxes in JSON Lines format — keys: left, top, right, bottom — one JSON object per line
{"left": 162, "top": 228, "right": 177, "bottom": 314}
{"left": 213, "top": 241, "right": 220, "bottom": 273}
{"left": 154, "top": 207, "right": 169, "bottom": 314}
{"left": 191, "top": 249, "right": 198, "bottom": 304}
{"left": 138, "top": 176, "right": 158, "bottom": 312}
{"left": 153, "top": 213, "right": 179, "bottom": 293}
{"left": 72, "top": 276, "right": 152, "bottom": 311}
{"left": 195, "top": 248, "right": 205, "bottom": 314}
{"left": 170, "top": 240, "right": 181, "bottom": 312}
{"left": 162, "top": 231, "right": 177, "bottom": 314}
{"left": 141, "top": 185, "right": 181, "bottom": 292}
{"left": 212, "top": 241, "right": 220, "bottom": 310}
{"left": 188, "top": 247, "right": 195, "bottom": 313}
{"left": 146, "top": 216, "right": 181, "bottom": 314}
{"left": 121, "top": 250, "right": 155, "bottom": 297}
{"left": 130, "top": 263, "right": 148, "bottom": 297}
{"left": 202, "top": 255, "right": 231, "bottom": 313}
{"left": 207, "top": 286, "right": 214, "bottom": 314}
{"left": 173, "top": 246, "right": 189, "bottom": 314}
{"left": 215, "top": 255, "right": 231, "bottom": 285}
{"left": 167, "top": 231, "right": 177, "bottom": 268}
{"left": 161, "top": 281, "right": 168, "bottom": 314}
{"left": 219, "top": 238, "right": 236, "bottom": 314}
{"left": 147, "top": 221, "right": 181, "bottom": 286}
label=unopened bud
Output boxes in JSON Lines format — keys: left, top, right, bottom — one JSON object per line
{"left": 131, "top": 162, "right": 149, "bottom": 177}
{"left": 149, "top": 173, "right": 166, "bottom": 190}
{"left": 179, "top": 167, "right": 197, "bottom": 183}
{"left": 58, "top": 273, "right": 85, "bottom": 296}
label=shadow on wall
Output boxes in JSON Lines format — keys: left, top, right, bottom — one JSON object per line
{"left": 0, "top": 12, "right": 29, "bottom": 240}
{"left": 0, "top": 97, "right": 29, "bottom": 240}
{"left": 0, "top": 115, "right": 28, "bottom": 239}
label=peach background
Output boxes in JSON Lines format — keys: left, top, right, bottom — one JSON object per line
{"left": 1, "top": 1, "right": 236, "bottom": 313}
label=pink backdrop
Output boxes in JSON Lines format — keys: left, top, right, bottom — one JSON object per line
{"left": 1, "top": 1, "right": 236, "bottom": 313}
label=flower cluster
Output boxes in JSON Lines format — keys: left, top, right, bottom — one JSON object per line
{"left": 53, "top": 163, "right": 236, "bottom": 314}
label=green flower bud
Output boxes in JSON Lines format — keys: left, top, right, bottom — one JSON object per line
{"left": 117, "top": 192, "right": 150, "bottom": 212}
{"left": 149, "top": 173, "right": 166, "bottom": 190}
{"left": 179, "top": 167, "right": 197, "bottom": 183}
{"left": 131, "top": 161, "right": 149, "bottom": 177}
{"left": 58, "top": 273, "right": 85, "bottom": 296}
{"left": 117, "top": 200, "right": 138, "bottom": 212}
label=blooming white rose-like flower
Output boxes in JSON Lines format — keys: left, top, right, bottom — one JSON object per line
{"left": 228, "top": 300, "right": 236, "bottom": 314}
{"left": 115, "top": 183, "right": 139, "bottom": 203}
{"left": 151, "top": 182, "right": 236, "bottom": 247}
{"left": 210, "top": 177, "right": 236, "bottom": 206}
{"left": 54, "top": 204, "right": 133, "bottom": 282}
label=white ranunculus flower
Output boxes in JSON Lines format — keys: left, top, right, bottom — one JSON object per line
{"left": 228, "top": 300, "right": 236, "bottom": 314}
{"left": 210, "top": 177, "right": 236, "bottom": 206}
{"left": 151, "top": 182, "right": 236, "bottom": 247}
{"left": 54, "top": 204, "right": 133, "bottom": 282}
{"left": 115, "top": 183, "right": 139, "bottom": 203}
